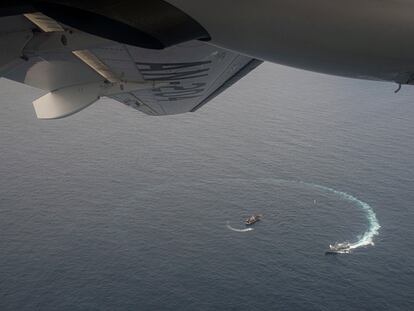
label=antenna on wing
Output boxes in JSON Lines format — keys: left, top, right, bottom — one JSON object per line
{"left": 394, "top": 83, "right": 402, "bottom": 93}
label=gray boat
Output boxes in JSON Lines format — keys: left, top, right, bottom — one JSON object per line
{"left": 245, "top": 214, "right": 263, "bottom": 225}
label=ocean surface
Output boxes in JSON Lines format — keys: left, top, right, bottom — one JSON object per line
{"left": 0, "top": 63, "right": 413, "bottom": 310}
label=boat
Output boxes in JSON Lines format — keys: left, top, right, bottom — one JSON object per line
{"left": 325, "top": 242, "right": 352, "bottom": 254}
{"left": 245, "top": 214, "right": 263, "bottom": 225}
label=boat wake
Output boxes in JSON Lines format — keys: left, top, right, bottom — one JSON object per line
{"left": 299, "top": 181, "right": 380, "bottom": 252}
{"left": 222, "top": 178, "right": 380, "bottom": 251}
{"left": 226, "top": 221, "right": 254, "bottom": 232}
{"left": 258, "top": 179, "right": 380, "bottom": 253}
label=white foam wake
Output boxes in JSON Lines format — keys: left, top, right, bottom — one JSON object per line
{"left": 226, "top": 221, "right": 254, "bottom": 232}
{"left": 301, "top": 182, "right": 381, "bottom": 251}
{"left": 223, "top": 178, "right": 380, "bottom": 251}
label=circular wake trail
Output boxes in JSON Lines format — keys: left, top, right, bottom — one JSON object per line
{"left": 223, "top": 178, "right": 380, "bottom": 251}
{"left": 226, "top": 221, "right": 254, "bottom": 232}
{"left": 261, "top": 178, "right": 380, "bottom": 251}
{"left": 299, "top": 181, "right": 381, "bottom": 250}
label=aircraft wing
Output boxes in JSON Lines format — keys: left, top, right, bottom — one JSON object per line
{"left": 0, "top": 13, "right": 262, "bottom": 119}
{"left": 101, "top": 44, "right": 262, "bottom": 116}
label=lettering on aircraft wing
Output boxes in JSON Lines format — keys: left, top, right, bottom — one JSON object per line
{"left": 136, "top": 61, "right": 212, "bottom": 101}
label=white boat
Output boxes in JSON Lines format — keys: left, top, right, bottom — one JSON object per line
{"left": 325, "top": 242, "right": 352, "bottom": 254}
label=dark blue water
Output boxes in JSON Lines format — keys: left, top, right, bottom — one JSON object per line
{"left": 1, "top": 64, "right": 413, "bottom": 310}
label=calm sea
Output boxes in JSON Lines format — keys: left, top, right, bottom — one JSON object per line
{"left": 0, "top": 63, "right": 413, "bottom": 310}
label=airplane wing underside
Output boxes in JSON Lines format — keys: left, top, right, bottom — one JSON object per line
{"left": 0, "top": 13, "right": 262, "bottom": 118}
{"left": 101, "top": 44, "right": 262, "bottom": 116}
